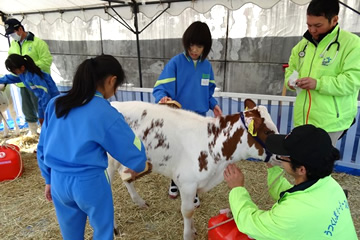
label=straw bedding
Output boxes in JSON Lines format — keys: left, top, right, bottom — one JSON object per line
{"left": 0, "top": 132, "right": 359, "bottom": 239}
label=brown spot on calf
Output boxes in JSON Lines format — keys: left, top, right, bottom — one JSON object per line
{"left": 141, "top": 110, "right": 147, "bottom": 120}
{"left": 154, "top": 132, "right": 169, "bottom": 149}
{"left": 198, "top": 151, "right": 208, "bottom": 172}
{"left": 142, "top": 119, "right": 164, "bottom": 141}
{"left": 221, "top": 128, "right": 244, "bottom": 160}
{"left": 208, "top": 114, "right": 240, "bottom": 148}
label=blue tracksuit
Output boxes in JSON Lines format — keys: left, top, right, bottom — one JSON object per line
{"left": 153, "top": 52, "right": 218, "bottom": 116}
{"left": 0, "top": 71, "right": 59, "bottom": 119}
{"left": 37, "top": 92, "right": 147, "bottom": 240}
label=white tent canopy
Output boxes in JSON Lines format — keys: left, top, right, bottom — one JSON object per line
{"left": 0, "top": 0, "right": 312, "bottom": 24}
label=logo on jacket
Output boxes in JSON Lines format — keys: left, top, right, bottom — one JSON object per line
{"left": 28, "top": 47, "right": 32, "bottom": 52}
{"left": 322, "top": 57, "right": 332, "bottom": 66}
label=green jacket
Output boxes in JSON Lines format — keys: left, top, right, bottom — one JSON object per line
{"left": 8, "top": 32, "right": 52, "bottom": 87}
{"left": 285, "top": 25, "right": 360, "bottom": 132}
{"left": 229, "top": 166, "right": 357, "bottom": 240}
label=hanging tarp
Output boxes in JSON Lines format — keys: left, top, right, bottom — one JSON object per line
{"left": 0, "top": 0, "right": 312, "bottom": 24}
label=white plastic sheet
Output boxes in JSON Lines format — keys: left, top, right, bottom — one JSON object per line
{"left": 0, "top": 0, "right": 312, "bottom": 24}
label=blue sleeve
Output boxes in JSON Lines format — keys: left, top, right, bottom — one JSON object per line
{"left": 103, "top": 114, "right": 147, "bottom": 172}
{"left": 37, "top": 100, "right": 48, "bottom": 119}
{"left": 44, "top": 74, "right": 60, "bottom": 97}
{"left": 36, "top": 89, "right": 52, "bottom": 119}
{"left": 0, "top": 74, "right": 22, "bottom": 84}
{"left": 31, "top": 73, "right": 59, "bottom": 119}
{"left": 37, "top": 103, "right": 52, "bottom": 184}
{"left": 208, "top": 66, "right": 218, "bottom": 110}
{"left": 152, "top": 58, "right": 177, "bottom": 103}
{"left": 35, "top": 80, "right": 53, "bottom": 119}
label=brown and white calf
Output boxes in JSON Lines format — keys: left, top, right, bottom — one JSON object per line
{"left": 107, "top": 99, "right": 278, "bottom": 240}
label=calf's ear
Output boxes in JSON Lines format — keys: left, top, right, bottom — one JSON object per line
{"left": 244, "top": 99, "right": 256, "bottom": 110}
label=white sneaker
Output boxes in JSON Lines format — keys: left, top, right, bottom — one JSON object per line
{"left": 168, "top": 185, "right": 179, "bottom": 199}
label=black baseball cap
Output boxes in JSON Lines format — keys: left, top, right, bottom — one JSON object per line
{"left": 4, "top": 18, "right": 22, "bottom": 35}
{"left": 265, "top": 124, "right": 339, "bottom": 168}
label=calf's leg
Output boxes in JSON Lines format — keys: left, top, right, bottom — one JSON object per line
{"left": 8, "top": 103, "right": 20, "bottom": 136}
{"left": 179, "top": 184, "right": 198, "bottom": 240}
{"left": 1, "top": 114, "right": 10, "bottom": 137}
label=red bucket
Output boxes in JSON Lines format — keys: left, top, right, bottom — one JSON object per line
{"left": 0, "top": 144, "right": 23, "bottom": 181}
{"left": 208, "top": 213, "right": 253, "bottom": 240}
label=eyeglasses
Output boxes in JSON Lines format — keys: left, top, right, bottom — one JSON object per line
{"left": 275, "top": 155, "right": 292, "bottom": 163}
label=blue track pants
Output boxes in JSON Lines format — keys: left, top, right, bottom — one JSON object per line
{"left": 51, "top": 170, "right": 114, "bottom": 240}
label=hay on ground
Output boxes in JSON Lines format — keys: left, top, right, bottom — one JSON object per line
{"left": 0, "top": 131, "right": 359, "bottom": 239}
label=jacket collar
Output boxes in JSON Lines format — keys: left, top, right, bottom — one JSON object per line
{"left": 17, "top": 31, "right": 35, "bottom": 42}
{"left": 278, "top": 178, "right": 319, "bottom": 201}
{"left": 183, "top": 52, "right": 203, "bottom": 63}
{"left": 303, "top": 24, "right": 338, "bottom": 46}
{"left": 26, "top": 32, "right": 35, "bottom": 41}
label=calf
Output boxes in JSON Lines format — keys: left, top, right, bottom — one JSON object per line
{"left": 0, "top": 84, "right": 20, "bottom": 137}
{"left": 107, "top": 99, "right": 278, "bottom": 240}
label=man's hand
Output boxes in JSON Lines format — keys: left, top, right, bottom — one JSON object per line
{"left": 213, "top": 105, "right": 222, "bottom": 118}
{"left": 287, "top": 81, "right": 295, "bottom": 90}
{"left": 224, "top": 163, "right": 245, "bottom": 189}
{"left": 296, "top": 77, "right": 317, "bottom": 90}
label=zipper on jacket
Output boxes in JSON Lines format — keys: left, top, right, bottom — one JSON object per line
{"left": 333, "top": 97, "right": 340, "bottom": 118}
{"left": 17, "top": 41, "right": 23, "bottom": 55}
{"left": 193, "top": 60, "right": 198, "bottom": 70}
{"left": 302, "top": 46, "right": 317, "bottom": 124}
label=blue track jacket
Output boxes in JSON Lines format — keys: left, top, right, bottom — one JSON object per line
{"left": 0, "top": 71, "right": 59, "bottom": 118}
{"left": 37, "top": 93, "right": 147, "bottom": 184}
{"left": 153, "top": 52, "right": 218, "bottom": 115}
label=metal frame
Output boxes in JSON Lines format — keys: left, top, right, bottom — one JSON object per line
{"left": 104, "top": 0, "right": 173, "bottom": 88}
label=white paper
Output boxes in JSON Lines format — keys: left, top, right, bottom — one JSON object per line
{"left": 288, "top": 71, "right": 301, "bottom": 94}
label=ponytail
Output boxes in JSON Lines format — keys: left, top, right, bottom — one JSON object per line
{"left": 5, "top": 54, "right": 43, "bottom": 79}
{"left": 55, "top": 55, "right": 125, "bottom": 118}
{"left": 23, "top": 55, "right": 43, "bottom": 78}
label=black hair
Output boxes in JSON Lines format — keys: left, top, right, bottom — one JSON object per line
{"left": 5, "top": 54, "right": 43, "bottom": 78}
{"left": 307, "top": 0, "right": 339, "bottom": 22}
{"left": 290, "top": 148, "right": 340, "bottom": 180}
{"left": 55, "top": 55, "right": 125, "bottom": 118}
{"left": 182, "top": 21, "right": 212, "bottom": 61}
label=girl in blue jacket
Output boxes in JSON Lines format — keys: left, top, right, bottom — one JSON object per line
{"left": 37, "top": 55, "right": 147, "bottom": 240}
{"left": 153, "top": 21, "right": 222, "bottom": 206}
{"left": 0, "top": 54, "right": 59, "bottom": 125}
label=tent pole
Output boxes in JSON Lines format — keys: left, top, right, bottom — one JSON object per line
{"left": 222, "top": 9, "right": 230, "bottom": 92}
{"left": 106, "top": 0, "right": 171, "bottom": 99}
{"left": 131, "top": 1, "right": 143, "bottom": 89}
{"left": 340, "top": 1, "right": 360, "bottom": 15}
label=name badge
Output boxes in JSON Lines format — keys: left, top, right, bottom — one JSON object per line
{"left": 201, "top": 79, "right": 209, "bottom": 86}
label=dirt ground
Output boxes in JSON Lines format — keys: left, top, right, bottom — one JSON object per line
{"left": 0, "top": 132, "right": 359, "bottom": 240}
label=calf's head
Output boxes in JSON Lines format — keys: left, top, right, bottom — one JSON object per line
{"left": 242, "top": 99, "right": 278, "bottom": 161}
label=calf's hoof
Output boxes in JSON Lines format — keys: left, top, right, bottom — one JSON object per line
{"left": 138, "top": 202, "right": 150, "bottom": 208}
{"left": 114, "top": 227, "right": 120, "bottom": 236}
